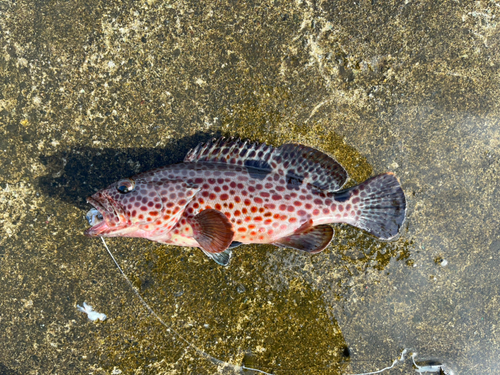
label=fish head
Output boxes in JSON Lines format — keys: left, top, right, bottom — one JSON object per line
{"left": 84, "top": 177, "right": 200, "bottom": 238}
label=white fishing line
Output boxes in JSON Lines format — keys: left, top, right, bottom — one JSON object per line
{"left": 347, "top": 348, "right": 408, "bottom": 375}
{"left": 100, "top": 237, "right": 272, "bottom": 375}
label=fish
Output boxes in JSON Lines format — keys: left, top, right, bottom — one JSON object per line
{"left": 84, "top": 138, "right": 406, "bottom": 266}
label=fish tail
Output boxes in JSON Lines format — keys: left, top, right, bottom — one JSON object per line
{"left": 333, "top": 173, "right": 406, "bottom": 240}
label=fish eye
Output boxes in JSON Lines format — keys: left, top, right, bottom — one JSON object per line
{"left": 116, "top": 178, "right": 135, "bottom": 194}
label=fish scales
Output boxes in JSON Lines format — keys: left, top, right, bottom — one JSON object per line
{"left": 85, "top": 138, "right": 406, "bottom": 266}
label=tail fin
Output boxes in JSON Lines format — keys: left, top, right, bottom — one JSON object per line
{"left": 334, "top": 173, "right": 406, "bottom": 240}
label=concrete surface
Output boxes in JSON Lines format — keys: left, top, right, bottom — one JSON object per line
{"left": 0, "top": 0, "right": 499, "bottom": 374}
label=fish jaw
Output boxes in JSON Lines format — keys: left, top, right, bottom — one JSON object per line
{"left": 84, "top": 196, "right": 131, "bottom": 237}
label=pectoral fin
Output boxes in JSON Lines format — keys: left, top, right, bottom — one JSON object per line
{"left": 191, "top": 209, "right": 235, "bottom": 254}
{"left": 273, "top": 224, "right": 333, "bottom": 254}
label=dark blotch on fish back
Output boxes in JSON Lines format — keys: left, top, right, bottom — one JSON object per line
{"left": 333, "top": 190, "right": 351, "bottom": 202}
{"left": 244, "top": 159, "right": 272, "bottom": 180}
{"left": 285, "top": 169, "right": 302, "bottom": 190}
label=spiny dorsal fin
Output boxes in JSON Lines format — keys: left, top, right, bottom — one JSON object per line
{"left": 273, "top": 224, "right": 333, "bottom": 254}
{"left": 185, "top": 137, "right": 348, "bottom": 191}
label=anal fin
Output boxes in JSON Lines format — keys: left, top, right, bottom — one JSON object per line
{"left": 191, "top": 209, "right": 234, "bottom": 254}
{"left": 273, "top": 225, "right": 333, "bottom": 254}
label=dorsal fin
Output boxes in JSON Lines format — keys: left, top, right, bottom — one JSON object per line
{"left": 185, "top": 137, "right": 348, "bottom": 191}
{"left": 184, "top": 137, "right": 276, "bottom": 166}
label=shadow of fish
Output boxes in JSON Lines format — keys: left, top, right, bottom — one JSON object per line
{"left": 85, "top": 138, "right": 406, "bottom": 266}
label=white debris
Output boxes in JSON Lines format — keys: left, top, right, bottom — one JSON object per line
{"left": 77, "top": 302, "right": 107, "bottom": 321}
{"left": 412, "top": 353, "right": 455, "bottom": 375}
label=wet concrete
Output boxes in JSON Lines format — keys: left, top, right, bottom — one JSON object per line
{"left": 1, "top": 0, "right": 499, "bottom": 374}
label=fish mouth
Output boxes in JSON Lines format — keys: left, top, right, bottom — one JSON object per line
{"left": 84, "top": 196, "right": 118, "bottom": 237}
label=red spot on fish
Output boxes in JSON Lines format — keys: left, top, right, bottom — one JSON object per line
{"left": 225, "top": 212, "right": 231, "bottom": 219}
{"left": 323, "top": 208, "right": 330, "bottom": 214}
{"left": 234, "top": 210, "right": 241, "bottom": 217}
{"left": 254, "top": 216, "right": 263, "bottom": 221}
{"left": 272, "top": 194, "right": 282, "bottom": 200}
{"left": 276, "top": 186, "right": 285, "bottom": 192}
{"left": 279, "top": 204, "right": 287, "bottom": 211}
{"left": 230, "top": 182, "right": 236, "bottom": 188}
{"left": 313, "top": 209, "right": 320, "bottom": 215}
{"left": 132, "top": 210, "right": 137, "bottom": 217}
{"left": 220, "top": 193, "right": 229, "bottom": 200}
{"left": 215, "top": 203, "right": 222, "bottom": 210}
{"left": 148, "top": 201, "right": 154, "bottom": 207}
{"left": 138, "top": 214, "right": 144, "bottom": 220}
{"left": 331, "top": 204, "right": 337, "bottom": 211}
{"left": 265, "top": 203, "right": 276, "bottom": 210}
{"left": 249, "top": 224, "right": 256, "bottom": 229}
{"left": 352, "top": 197, "right": 360, "bottom": 204}
{"left": 268, "top": 229, "right": 274, "bottom": 235}
{"left": 229, "top": 202, "right": 234, "bottom": 209}
{"left": 245, "top": 216, "right": 252, "bottom": 222}
{"left": 265, "top": 183, "right": 273, "bottom": 189}
{"left": 163, "top": 215, "right": 170, "bottom": 220}
{"left": 209, "top": 193, "right": 217, "bottom": 200}
{"left": 293, "top": 201, "right": 302, "bottom": 207}
{"left": 264, "top": 219, "right": 272, "bottom": 225}
{"left": 305, "top": 203, "right": 312, "bottom": 209}
{"left": 244, "top": 199, "right": 252, "bottom": 206}
{"left": 274, "top": 213, "right": 280, "bottom": 219}
{"left": 346, "top": 204, "right": 351, "bottom": 211}
{"left": 248, "top": 186, "right": 255, "bottom": 193}
{"left": 202, "top": 191, "right": 209, "bottom": 198}
{"left": 314, "top": 198, "right": 322, "bottom": 205}
{"left": 150, "top": 211, "right": 159, "bottom": 216}
{"left": 260, "top": 192, "right": 270, "bottom": 198}
{"left": 287, "top": 206, "right": 295, "bottom": 212}
{"left": 140, "top": 206, "right": 148, "bottom": 211}
{"left": 214, "top": 186, "right": 221, "bottom": 193}
{"left": 237, "top": 183, "right": 244, "bottom": 189}
{"left": 251, "top": 206, "right": 258, "bottom": 213}
{"left": 235, "top": 196, "right": 241, "bottom": 203}
{"left": 289, "top": 217, "right": 297, "bottom": 223}
{"left": 198, "top": 198, "right": 205, "bottom": 204}
{"left": 254, "top": 197, "right": 263, "bottom": 204}
{"left": 178, "top": 199, "right": 187, "bottom": 205}
{"left": 339, "top": 205, "right": 344, "bottom": 212}
{"left": 222, "top": 185, "right": 229, "bottom": 191}
{"left": 238, "top": 227, "right": 247, "bottom": 232}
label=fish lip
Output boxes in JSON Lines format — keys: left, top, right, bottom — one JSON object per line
{"left": 84, "top": 196, "right": 112, "bottom": 237}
